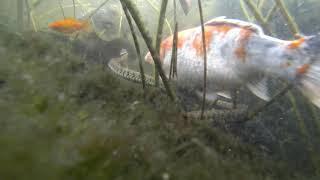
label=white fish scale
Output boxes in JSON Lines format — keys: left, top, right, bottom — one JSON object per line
{"left": 144, "top": 18, "right": 320, "bottom": 108}
{"left": 162, "top": 27, "right": 246, "bottom": 91}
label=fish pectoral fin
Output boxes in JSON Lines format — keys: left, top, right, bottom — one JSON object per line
{"left": 247, "top": 77, "right": 271, "bottom": 101}
{"left": 217, "top": 91, "right": 232, "bottom": 99}
{"left": 195, "top": 90, "right": 218, "bottom": 102}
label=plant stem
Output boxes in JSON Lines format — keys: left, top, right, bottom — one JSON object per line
{"left": 58, "top": 0, "right": 65, "bottom": 19}
{"left": 121, "top": 2, "right": 146, "bottom": 93}
{"left": 258, "top": 0, "right": 265, "bottom": 10}
{"left": 17, "top": 0, "right": 24, "bottom": 30}
{"left": 273, "top": 0, "right": 300, "bottom": 35}
{"left": 72, "top": 0, "right": 76, "bottom": 18}
{"left": 169, "top": 0, "right": 178, "bottom": 80}
{"left": 154, "top": 0, "right": 168, "bottom": 87}
{"left": 240, "top": 0, "right": 254, "bottom": 22}
{"left": 197, "top": 0, "right": 207, "bottom": 120}
{"left": 121, "top": 0, "right": 176, "bottom": 101}
{"left": 25, "top": 0, "right": 31, "bottom": 28}
{"left": 145, "top": 0, "right": 173, "bottom": 35}
{"left": 265, "top": 3, "right": 278, "bottom": 22}
{"left": 87, "top": 0, "right": 110, "bottom": 19}
{"left": 243, "top": 0, "right": 273, "bottom": 35}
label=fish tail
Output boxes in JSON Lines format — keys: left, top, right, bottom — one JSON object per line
{"left": 298, "top": 60, "right": 320, "bottom": 108}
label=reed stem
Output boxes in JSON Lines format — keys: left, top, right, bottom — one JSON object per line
{"left": 24, "top": 0, "right": 31, "bottom": 28}
{"left": 58, "top": 0, "right": 66, "bottom": 19}
{"left": 17, "top": 0, "right": 24, "bottom": 30}
{"left": 121, "top": 0, "right": 176, "bottom": 101}
{"left": 145, "top": 0, "right": 173, "bottom": 35}
{"left": 72, "top": 0, "right": 76, "bottom": 18}
{"left": 87, "top": 0, "right": 110, "bottom": 19}
{"left": 273, "top": 0, "right": 299, "bottom": 35}
{"left": 240, "top": 0, "right": 254, "bottom": 22}
{"left": 121, "top": 2, "right": 146, "bottom": 93}
{"left": 265, "top": 3, "right": 278, "bottom": 22}
{"left": 169, "top": 0, "right": 178, "bottom": 80}
{"left": 154, "top": 0, "right": 168, "bottom": 87}
{"left": 258, "top": 0, "right": 265, "bottom": 10}
{"left": 242, "top": 0, "right": 273, "bottom": 35}
{"left": 197, "top": 0, "right": 207, "bottom": 120}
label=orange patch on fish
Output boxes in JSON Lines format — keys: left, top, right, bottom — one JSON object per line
{"left": 159, "top": 29, "right": 192, "bottom": 60}
{"left": 287, "top": 38, "right": 305, "bottom": 49}
{"left": 296, "top": 64, "right": 310, "bottom": 75}
{"left": 192, "top": 25, "right": 232, "bottom": 56}
{"left": 235, "top": 28, "right": 253, "bottom": 62}
{"left": 48, "top": 18, "right": 90, "bottom": 34}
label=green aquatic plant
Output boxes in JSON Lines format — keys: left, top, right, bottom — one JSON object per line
{"left": 121, "top": 0, "right": 177, "bottom": 101}
{"left": 3, "top": 4, "right": 320, "bottom": 178}
{"left": 145, "top": 0, "right": 173, "bottom": 35}
{"left": 58, "top": 0, "right": 66, "bottom": 19}
{"left": 154, "top": 0, "right": 169, "bottom": 87}
{"left": 240, "top": 0, "right": 320, "bottom": 175}
{"left": 121, "top": 2, "right": 146, "bottom": 94}
{"left": 242, "top": 0, "right": 273, "bottom": 35}
{"left": 17, "top": 0, "right": 24, "bottom": 30}
{"left": 274, "top": 0, "right": 299, "bottom": 35}
{"left": 197, "top": 0, "right": 208, "bottom": 120}
{"left": 169, "top": 0, "right": 178, "bottom": 80}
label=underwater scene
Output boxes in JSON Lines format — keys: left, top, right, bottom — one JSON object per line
{"left": 1, "top": 0, "right": 320, "bottom": 179}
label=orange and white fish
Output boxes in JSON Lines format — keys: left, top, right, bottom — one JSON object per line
{"left": 145, "top": 17, "right": 320, "bottom": 108}
{"left": 48, "top": 18, "right": 90, "bottom": 34}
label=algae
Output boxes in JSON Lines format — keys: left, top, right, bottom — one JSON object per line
{"left": 0, "top": 21, "right": 319, "bottom": 180}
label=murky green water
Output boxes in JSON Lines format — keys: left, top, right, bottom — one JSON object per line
{"left": 0, "top": 0, "right": 320, "bottom": 179}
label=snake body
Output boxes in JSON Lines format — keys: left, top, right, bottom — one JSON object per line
{"left": 108, "top": 58, "right": 157, "bottom": 87}
{"left": 107, "top": 58, "right": 248, "bottom": 122}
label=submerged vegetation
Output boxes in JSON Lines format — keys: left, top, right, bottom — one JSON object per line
{"left": 0, "top": 0, "right": 320, "bottom": 179}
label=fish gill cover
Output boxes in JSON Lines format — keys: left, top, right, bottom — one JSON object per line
{"left": 0, "top": 0, "right": 320, "bottom": 179}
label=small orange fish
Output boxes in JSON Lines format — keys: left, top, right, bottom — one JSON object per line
{"left": 48, "top": 18, "right": 90, "bottom": 34}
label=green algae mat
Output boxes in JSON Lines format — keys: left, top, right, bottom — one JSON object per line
{"left": 0, "top": 25, "right": 319, "bottom": 180}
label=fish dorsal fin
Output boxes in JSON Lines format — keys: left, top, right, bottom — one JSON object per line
{"left": 205, "top": 18, "right": 264, "bottom": 35}
{"left": 246, "top": 76, "right": 271, "bottom": 101}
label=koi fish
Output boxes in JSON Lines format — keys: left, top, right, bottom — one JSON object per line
{"left": 145, "top": 17, "right": 320, "bottom": 108}
{"left": 48, "top": 18, "right": 90, "bottom": 34}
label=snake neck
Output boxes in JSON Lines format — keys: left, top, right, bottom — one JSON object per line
{"left": 108, "top": 58, "right": 163, "bottom": 87}
{"left": 107, "top": 59, "right": 248, "bottom": 120}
